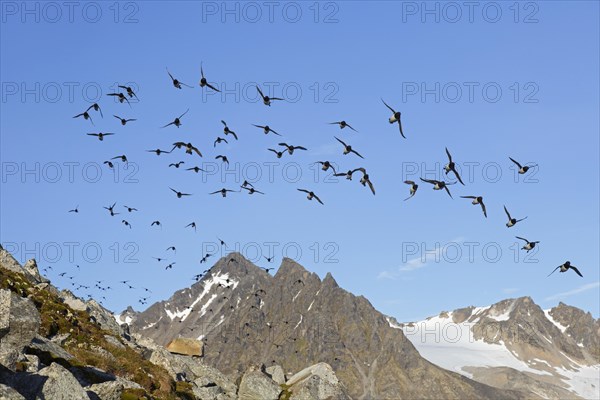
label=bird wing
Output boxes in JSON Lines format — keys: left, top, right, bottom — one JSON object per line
{"left": 351, "top": 149, "right": 365, "bottom": 159}
{"left": 295, "top": 146, "right": 308, "bottom": 151}
{"left": 509, "top": 157, "right": 522, "bottom": 169}
{"left": 453, "top": 168, "right": 465, "bottom": 185}
{"left": 334, "top": 136, "right": 346, "bottom": 146}
{"left": 420, "top": 177, "right": 435, "bottom": 184}
{"left": 347, "top": 124, "right": 358, "bottom": 132}
{"left": 179, "top": 108, "right": 190, "bottom": 119}
{"left": 381, "top": 98, "right": 395, "bottom": 113}
{"left": 515, "top": 236, "right": 528, "bottom": 243}
{"left": 206, "top": 83, "right": 221, "bottom": 92}
{"left": 398, "top": 117, "right": 405, "bottom": 138}
{"left": 87, "top": 133, "right": 98, "bottom": 137}
{"left": 547, "top": 266, "right": 560, "bottom": 277}
{"left": 367, "top": 180, "right": 376, "bottom": 195}
{"left": 480, "top": 202, "right": 487, "bottom": 218}
{"left": 230, "top": 131, "right": 238, "bottom": 140}
{"left": 297, "top": 189, "right": 309, "bottom": 194}
{"left": 570, "top": 265, "right": 583, "bottom": 277}
{"left": 504, "top": 205, "right": 512, "bottom": 219}
{"left": 256, "top": 86, "right": 265, "bottom": 99}
{"left": 445, "top": 147, "right": 452, "bottom": 162}
{"left": 444, "top": 185, "right": 453, "bottom": 198}
{"left": 192, "top": 146, "right": 202, "bottom": 157}
{"left": 461, "top": 196, "right": 476, "bottom": 199}
{"left": 314, "top": 194, "right": 324, "bottom": 205}
{"left": 404, "top": 180, "right": 415, "bottom": 185}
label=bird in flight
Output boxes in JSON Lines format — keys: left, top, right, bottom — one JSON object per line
{"left": 504, "top": 205, "right": 527, "bottom": 227}
{"left": 167, "top": 68, "right": 193, "bottom": 89}
{"left": 165, "top": 262, "right": 176, "bottom": 270}
{"left": 297, "top": 189, "right": 324, "bottom": 205}
{"left": 169, "top": 161, "right": 185, "bottom": 168}
{"left": 103, "top": 202, "right": 119, "bottom": 216}
{"left": 199, "top": 63, "right": 220, "bottom": 92}
{"left": 147, "top": 148, "right": 172, "bottom": 156}
{"left": 444, "top": 147, "right": 465, "bottom": 185}
{"left": 256, "top": 85, "right": 283, "bottom": 106}
{"left": 210, "top": 188, "right": 237, "bottom": 197}
{"left": 118, "top": 85, "right": 138, "bottom": 99}
{"left": 162, "top": 109, "right": 189, "bottom": 128}
{"left": 114, "top": 115, "right": 136, "bottom": 126}
{"left": 329, "top": 120, "right": 357, "bottom": 132}
{"left": 268, "top": 148, "right": 286, "bottom": 159}
{"left": 214, "top": 137, "right": 228, "bottom": 147}
{"left": 353, "top": 168, "right": 375, "bottom": 195}
{"left": 547, "top": 261, "right": 583, "bottom": 278}
{"left": 461, "top": 196, "right": 487, "bottom": 218}
{"left": 515, "top": 236, "right": 539, "bottom": 252}
{"left": 151, "top": 220, "right": 162, "bottom": 227}
{"left": 381, "top": 98, "right": 405, "bottom": 138}
{"left": 420, "top": 178, "right": 455, "bottom": 198}
{"left": 241, "top": 186, "right": 265, "bottom": 195}
{"left": 252, "top": 124, "right": 282, "bottom": 136}
{"left": 185, "top": 222, "right": 197, "bottom": 232}
{"left": 73, "top": 109, "right": 94, "bottom": 125}
{"left": 184, "top": 166, "right": 203, "bottom": 174}
{"left": 166, "top": 246, "right": 176, "bottom": 253}
{"left": 106, "top": 92, "right": 131, "bottom": 106}
{"left": 314, "top": 161, "right": 337, "bottom": 175}
{"left": 172, "top": 142, "right": 203, "bottom": 157}
{"left": 278, "top": 143, "right": 308, "bottom": 155}
{"left": 68, "top": 205, "right": 79, "bottom": 213}
{"left": 86, "top": 103, "right": 103, "bottom": 117}
{"left": 403, "top": 180, "right": 418, "bottom": 201}
{"left": 87, "top": 132, "right": 114, "bottom": 141}
{"left": 215, "top": 155, "right": 230, "bottom": 166}
{"left": 123, "top": 205, "right": 138, "bottom": 212}
{"left": 103, "top": 161, "right": 114, "bottom": 169}
{"left": 122, "top": 220, "right": 132, "bottom": 229}
{"left": 335, "top": 136, "right": 364, "bottom": 159}
{"left": 509, "top": 157, "right": 538, "bottom": 175}
{"left": 221, "top": 120, "right": 238, "bottom": 140}
{"left": 335, "top": 169, "right": 359, "bottom": 181}
{"left": 111, "top": 155, "right": 128, "bottom": 164}
{"left": 170, "top": 187, "right": 192, "bottom": 198}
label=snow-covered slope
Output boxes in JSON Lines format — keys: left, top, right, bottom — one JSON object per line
{"left": 392, "top": 298, "right": 600, "bottom": 400}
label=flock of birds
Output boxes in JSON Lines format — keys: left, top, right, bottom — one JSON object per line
{"left": 66, "top": 63, "right": 586, "bottom": 307}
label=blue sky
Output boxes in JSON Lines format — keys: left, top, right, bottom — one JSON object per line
{"left": 1, "top": 1, "right": 598, "bottom": 320}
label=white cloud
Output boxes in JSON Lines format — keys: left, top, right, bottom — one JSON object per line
{"left": 545, "top": 281, "right": 600, "bottom": 301}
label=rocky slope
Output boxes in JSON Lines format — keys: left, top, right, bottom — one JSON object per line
{"left": 394, "top": 297, "right": 600, "bottom": 399}
{"left": 128, "top": 253, "right": 525, "bottom": 399}
{"left": 0, "top": 245, "right": 348, "bottom": 399}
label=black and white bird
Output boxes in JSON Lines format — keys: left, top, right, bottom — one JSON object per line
{"left": 210, "top": 188, "right": 237, "bottom": 198}
{"left": 87, "top": 132, "right": 114, "bottom": 141}
{"left": 86, "top": 103, "right": 103, "bottom": 117}
{"left": 314, "top": 161, "right": 337, "bottom": 174}
{"left": 504, "top": 205, "right": 527, "bottom": 227}
{"left": 547, "top": 261, "right": 583, "bottom": 278}
{"left": 186, "top": 166, "right": 205, "bottom": 173}
{"left": 118, "top": 85, "right": 138, "bottom": 99}
{"left": 256, "top": 85, "right": 283, "bottom": 106}
{"left": 167, "top": 68, "right": 193, "bottom": 89}
{"left": 509, "top": 157, "right": 538, "bottom": 174}
{"left": 215, "top": 155, "right": 229, "bottom": 166}
{"left": 420, "top": 178, "right": 455, "bottom": 198}
{"left": 297, "top": 189, "right": 324, "bottom": 205}
{"left": 114, "top": 115, "right": 136, "bottom": 126}
{"left": 516, "top": 236, "right": 539, "bottom": 252}
{"left": 185, "top": 222, "right": 197, "bottom": 232}
{"left": 278, "top": 143, "right": 308, "bottom": 155}
{"left": 106, "top": 92, "right": 131, "bottom": 106}
{"left": 73, "top": 109, "right": 94, "bottom": 125}
{"left": 146, "top": 148, "right": 172, "bottom": 156}
{"left": 68, "top": 205, "right": 79, "bottom": 213}
{"left": 103, "top": 202, "right": 119, "bottom": 216}
{"left": 170, "top": 187, "right": 191, "bottom": 198}
{"left": 335, "top": 137, "right": 364, "bottom": 159}
{"left": 199, "top": 63, "right": 220, "bottom": 92}
{"left": 403, "top": 180, "right": 418, "bottom": 201}
{"left": 162, "top": 109, "right": 189, "bottom": 128}
{"left": 354, "top": 168, "right": 375, "bottom": 195}
{"left": 172, "top": 142, "right": 203, "bottom": 157}
{"left": 242, "top": 186, "right": 265, "bottom": 195}
{"left": 214, "top": 137, "right": 228, "bottom": 147}
{"left": 329, "top": 120, "right": 358, "bottom": 132}
{"left": 221, "top": 120, "right": 238, "bottom": 140}
{"left": 381, "top": 98, "right": 405, "bottom": 138}
{"left": 461, "top": 196, "right": 487, "bottom": 218}
{"left": 252, "top": 124, "right": 281, "bottom": 136}
{"left": 444, "top": 147, "right": 465, "bottom": 185}
{"left": 268, "top": 148, "right": 286, "bottom": 159}
{"left": 168, "top": 161, "right": 185, "bottom": 168}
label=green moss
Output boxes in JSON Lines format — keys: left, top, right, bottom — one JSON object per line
{"left": 279, "top": 383, "right": 292, "bottom": 400}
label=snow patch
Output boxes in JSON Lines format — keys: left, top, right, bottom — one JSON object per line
{"left": 543, "top": 309, "right": 568, "bottom": 333}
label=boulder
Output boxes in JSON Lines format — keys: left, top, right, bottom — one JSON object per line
{"left": 87, "top": 381, "right": 124, "bottom": 400}
{"left": 166, "top": 337, "right": 203, "bottom": 357}
{"left": 26, "top": 335, "right": 75, "bottom": 363}
{"left": 0, "top": 384, "right": 25, "bottom": 400}
{"left": 35, "top": 362, "right": 90, "bottom": 399}
{"left": 266, "top": 364, "right": 285, "bottom": 384}
{"left": 237, "top": 365, "right": 282, "bottom": 400}
{"left": 23, "top": 259, "right": 48, "bottom": 284}
{"left": 286, "top": 362, "right": 349, "bottom": 400}
{"left": 0, "top": 289, "right": 41, "bottom": 370}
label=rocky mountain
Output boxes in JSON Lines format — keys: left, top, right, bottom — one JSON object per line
{"left": 127, "top": 253, "right": 524, "bottom": 399}
{"left": 394, "top": 297, "right": 600, "bottom": 399}
{"left": 0, "top": 245, "right": 349, "bottom": 399}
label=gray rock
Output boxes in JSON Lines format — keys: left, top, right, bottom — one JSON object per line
{"left": 61, "top": 290, "right": 87, "bottom": 312}
{"left": 36, "top": 362, "right": 91, "bottom": 399}
{"left": 87, "top": 381, "right": 124, "bottom": 400}
{"left": 286, "top": 362, "right": 349, "bottom": 400}
{"left": 0, "top": 383, "right": 26, "bottom": 400}
{"left": 266, "top": 364, "right": 285, "bottom": 384}
{"left": 26, "top": 335, "right": 74, "bottom": 362}
{"left": 23, "top": 259, "right": 48, "bottom": 284}
{"left": 103, "top": 335, "right": 125, "bottom": 349}
{"left": 85, "top": 300, "right": 122, "bottom": 337}
{"left": 0, "top": 245, "right": 26, "bottom": 276}
{"left": 22, "top": 353, "right": 41, "bottom": 372}
{"left": 237, "top": 365, "right": 282, "bottom": 400}
{"left": 0, "top": 289, "right": 41, "bottom": 370}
